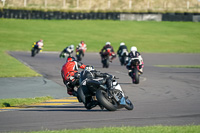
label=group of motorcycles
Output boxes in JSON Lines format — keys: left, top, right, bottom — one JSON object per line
{"left": 99, "top": 48, "right": 142, "bottom": 84}
{"left": 31, "top": 42, "right": 85, "bottom": 62}
{"left": 30, "top": 42, "right": 141, "bottom": 111}
{"left": 59, "top": 45, "right": 85, "bottom": 62}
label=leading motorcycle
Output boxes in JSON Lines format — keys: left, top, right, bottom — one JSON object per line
{"left": 31, "top": 42, "right": 42, "bottom": 57}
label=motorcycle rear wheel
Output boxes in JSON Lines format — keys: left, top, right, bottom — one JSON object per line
{"left": 132, "top": 68, "right": 139, "bottom": 84}
{"left": 77, "top": 87, "right": 85, "bottom": 103}
{"left": 96, "top": 90, "right": 117, "bottom": 111}
{"left": 103, "top": 58, "right": 109, "bottom": 68}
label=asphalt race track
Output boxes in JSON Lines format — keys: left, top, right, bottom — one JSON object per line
{"left": 0, "top": 51, "right": 200, "bottom": 132}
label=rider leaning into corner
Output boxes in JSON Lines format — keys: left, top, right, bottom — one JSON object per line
{"left": 126, "top": 46, "right": 144, "bottom": 76}
{"left": 60, "top": 44, "right": 74, "bottom": 58}
{"left": 61, "top": 56, "right": 86, "bottom": 97}
{"left": 76, "top": 41, "right": 87, "bottom": 56}
{"left": 35, "top": 39, "right": 44, "bottom": 51}
{"left": 80, "top": 65, "right": 114, "bottom": 109}
{"left": 100, "top": 42, "right": 116, "bottom": 62}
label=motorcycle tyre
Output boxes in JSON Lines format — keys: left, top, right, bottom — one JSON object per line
{"left": 77, "top": 87, "right": 85, "bottom": 103}
{"left": 103, "top": 58, "right": 109, "bottom": 68}
{"left": 120, "top": 56, "right": 126, "bottom": 66}
{"left": 106, "top": 59, "right": 109, "bottom": 68}
{"left": 125, "top": 98, "right": 134, "bottom": 110}
{"left": 31, "top": 48, "right": 36, "bottom": 57}
{"left": 133, "top": 68, "right": 139, "bottom": 84}
{"left": 96, "top": 90, "right": 117, "bottom": 111}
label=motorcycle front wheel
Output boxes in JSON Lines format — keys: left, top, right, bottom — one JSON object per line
{"left": 96, "top": 90, "right": 117, "bottom": 111}
{"left": 31, "top": 48, "right": 36, "bottom": 57}
{"left": 125, "top": 98, "right": 134, "bottom": 110}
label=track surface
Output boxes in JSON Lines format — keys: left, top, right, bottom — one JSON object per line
{"left": 0, "top": 51, "right": 200, "bottom": 132}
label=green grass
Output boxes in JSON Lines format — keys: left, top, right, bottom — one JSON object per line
{"left": 0, "top": 19, "right": 200, "bottom": 77}
{"left": 0, "top": 96, "right": 52, "bottom": 107}
{"left": 156, "top": 65, "right": 200, "bottom": 69}
{"left": 10, "top": 125, "right": 200, "bottom": 133}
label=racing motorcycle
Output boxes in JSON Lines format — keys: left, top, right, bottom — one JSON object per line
{"left": 129, "top": 58, "right": 141, "bottom": 84}
{"left": 119, "top": 49, "right": 128, "bottom": 66}
{"left": 76, "top": 46, "right": 85, "bottom": 61}
{"left": 78, "top": 73, "right": 133, "bottom": 111}
{"left": 100, "top": 49, "right": 115, "bottom": 68}
{"left": 31, "top": 42, "right": 41, "bottom": 57}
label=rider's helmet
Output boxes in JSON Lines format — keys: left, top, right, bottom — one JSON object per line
{"left": 40, "top": 39, "right": 43, "bottom": 43}
{"left": 80, "top": 41, "right": 84, "bottom": 44}
{"left": 84, "top": 65, "right": 95, "bottom": 71}
{"left": 70, "top": 45, "right": 74, "bottom": 50}
{"left": 120, "top": 42, "right": 125, "bottom": 46}
{"left": 131, "top": 46, "right": 137, "bottom": 52}
{"left": 66, "top": 56, "right": 75, "bottom": 62}
{"left": 106, "top": 42, "right": 111, "bottom": 45}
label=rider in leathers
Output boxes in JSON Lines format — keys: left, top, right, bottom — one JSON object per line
{"left": 61, "top": 56, "right": 86, "bottom": 97}
{"left": 126, "top": 46, "right": 144, "bottom": 76}
{"left": 100, "top": 42, "right": 116, "bottom": 62}
{"left": 76, "top": 41, "right": 87, "bottom": 56}
{"left": 60, "top": 45, "right": 74, "bottom": 58}
{"left": 80, "top": 65, "right": 113, "bottom": 109}
{"left": 117, "top": 42, "right": 128, "bottom": 65}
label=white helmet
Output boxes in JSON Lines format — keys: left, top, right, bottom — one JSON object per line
{"left": 131, "top": 46, "right": 137, "bottom": 52}
{"left": 106, "top": 42, "right": 111, "bottom": 45}
{"left": 120, "top": 42, "right": 125, "bottom": 46}
{"left": 85, "top": 65, "right": 94, "bottom": 71}
{"left": 70, "top": 45, "right": 74, "bottom": 49}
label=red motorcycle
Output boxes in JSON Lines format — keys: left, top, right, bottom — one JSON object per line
{"left": 100, "top": 48, "right": 115, "bottom": 68}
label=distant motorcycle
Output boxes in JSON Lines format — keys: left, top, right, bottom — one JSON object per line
{"left": 100, "top": 49, "right": 115, "bottom": 68}
{"left": 78, "top": 73, "right": 134, "bottom": 111}
{"left": 119, "top": 49, "right": 128, "bottom": 66}
{"left": 76, "top": 46, "right": 85, "bottom": 61}
{"left": 31, "top": 42, "right": 41, "bottom": 57}
{"left": 129, "top": 58, "right": 142, "bottom": 84}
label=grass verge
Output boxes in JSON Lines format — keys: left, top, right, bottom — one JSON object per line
{"left": 11, "top": 125, "right": 200, "bottom": 133}
{"left": 0, "top": 96, "right": 53, "bottom": 108}
{"left": 155, "top": 65, "right": 200, "bottom": 69}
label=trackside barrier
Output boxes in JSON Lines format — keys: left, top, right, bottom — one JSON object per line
{"left": 0, "top": 9, "right": 199, "bottom": 22}
{"left": 120, "top": 13, "right": 162, "bottom": 21}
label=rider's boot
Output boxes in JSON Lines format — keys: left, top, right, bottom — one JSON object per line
{"left": 85, "top": 101, "right": 98, "bottom": 110}
{"left": 139, "top": 68, "right": 143, "bottom": 74}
